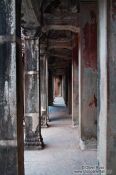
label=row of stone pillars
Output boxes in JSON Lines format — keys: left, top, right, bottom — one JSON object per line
{"left": 0, "top": 0, "right": 116, "bottom": 174}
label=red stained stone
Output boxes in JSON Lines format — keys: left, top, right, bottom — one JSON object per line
{"left": 72, "top": 35, "right": 78, "bottom": 66}
{"left": 83, "top": 11, "right": 97, "bottom": 71}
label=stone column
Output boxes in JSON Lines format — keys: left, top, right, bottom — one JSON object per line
{"left": 65, "top": 70, "right": 69, "bottom": 106}
{"left": 97, "top": 1, "right": 116, "bottom": 174}
{"left": 62, "top": 75, "right": 66, "bottom": 104}
{"left": 62, "top": 76, "right": 64, "bottom": 98}
{"left": 24, "top": 38, "right": 43, "bottom": 149}
{"left": 48, "top": 70, "right": 54, "bottom": 106}
{"left": 79, "top": 2, "right": 97, "bottom": 149}
{"left": 0, "top": 0, "right": 24, "bottom": 174}
{"left": 45, "top": 55, "right": 49, "bottom": 122}
{"left": 40, "top": 43, "right": 48, "bottom": 127}
{"left": 68, "top": 64, "right": 72, "bottom": 115}
{"left": 53, "top": 77, "right": 55, "bottom": 98}
{"left": 72, "top": 35, "right": 79, "bottom": 126}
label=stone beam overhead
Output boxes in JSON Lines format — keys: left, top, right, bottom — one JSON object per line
{"left": 49, "top": 65, "right": 69, "bottom": 69}
{"left": 47, "top": 30, "right": 72, "bottom": 40}
{"left": 48, "top": 45, "right": 72, "bottom": 50}
{"left": 49, "top": 60, "right": 70, "bottom": 66}
{"left": 47, "top": 50, "right": 72, "bottom": 61}
{"left": 48, "top": 39, "right": 72, "bottom": 50}
{"left": 48, "top": 57, "right": 70, "bottom": 63}
{"left": 48, "top": 39, "right": 72, "bottom": 43}
{"left": 44, "top": 13, "right": 79, "bottom": 26}
{"left": 43, "top": 25, "right": 80, "bottom": 33}
{"left": 51, "top": 69, "right": 66, "bottom": 75}
{"left": 48, "top": 52, "right": 72, "bottom": 60}
{"left": 48, "top": 48, "right": 72, "bottom": 55}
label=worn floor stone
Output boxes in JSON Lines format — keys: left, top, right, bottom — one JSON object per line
{"left": 25, "top": 101, "right": 97, "bottom": 175}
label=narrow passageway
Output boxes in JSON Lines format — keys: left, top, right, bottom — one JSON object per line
{"left": 0, "top": 1, "right": 116, "bottom": 175}
{"left": 25, "top": 98, "right": 97, "bottom": 175}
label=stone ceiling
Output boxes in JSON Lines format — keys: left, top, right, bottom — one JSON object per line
{"left": 21, "top": 0, "right": 95, "bottom": 75}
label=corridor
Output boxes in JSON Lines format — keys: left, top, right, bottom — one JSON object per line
{"left": 1, "top": 1, "right": 116, "bottom": 175}
{"left": 25, "top": 100, "right": 97, "bottom": 175}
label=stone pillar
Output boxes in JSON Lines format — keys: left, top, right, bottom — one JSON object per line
{"left": 72, "top": 35, "right": 79, "bottom": 126}
{"left": 97, "top": 1, "right": 116, "bottom": 174}
{"left": 0, "top": 0, "right": 24, "bottom": 174}
{"left": 24, "top": 38, "right": 43, "bottom": 149}
{"left": 59, "top": 76, "right": 62, "bottom": 96}
{"left": 62, "top": 76, "right": 64, "bottom": 98}
{"left": 40, "top": 43, "right": 48, "bottom": 127}
{"left": 79, "top": 2, "right": 97, "bottom": 149}
{"left": 62, "top": 75, "right": 66, "bottom": 104}
{"left": 68, "top": 64, "right": 72, "bottom": 115}
{"left": 53, "top": 76, "right": 55, "bottom": 98}
{"left": 65, "top": 70, "right": 69, "bottom": 106}
{"left": 48, "top": 70, "right": 54, "bottom": 106}
{"left": 45, "top": 56, "right": 49, "bottom": 122}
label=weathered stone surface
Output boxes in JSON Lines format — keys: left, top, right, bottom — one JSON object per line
{"left": 62, "top": 75, "right": 66, "bottom": 103}
{"left": 98, "top": 0, "right": 116, "bottom": 174}
{"left": 80, "top": 2, "right": 97, "bottom": 140}
{"left": 0, "top": 43, "right": 16, "bottom": 140}
{"left": 21, "top": 0, "right": 41, "bottom": 29}
{"left": 48, "top": 70, "right": 54, "bottom": 106}
{"left": 107, "top": 1, "right": 116, "bottom": 173}
{"left": 24, "top": 39, "right": 43, "bottom": 149}
{"left": 25, "top": 40, "right": 38, "bottom": 71}
{"left": 67, "top": 64, "right": 72, "bottom": 115}
{"left": 0, "top": 0, "right": 24, "bottom": 174}
{"left": 0, "top": 147, "right": 17, "bottom": 175}
{"left": 40, "top": 54, "right": 48, "bottom": 128}
{"left": 25, "top": 74, "right": 39, "bottom": 113}
{"left": 72, "top": 34, "right": 79, "bottom": 126}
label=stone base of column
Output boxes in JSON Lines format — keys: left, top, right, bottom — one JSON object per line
{"left": 25, "top": 134, "right": 44, "bottom": 150}
{"left": 47, "top": 114, "right": 51, "bottom": 122}
{"left": 72, "top": 119, "right": 79, "bottom": 127}
{"left": 79, "top": 138, "right": 97, "bottom": 151}
{"left": 41, "top": 111, "right": 49, "bottom": 128}
{"left": 41, "top": 123, "right": 49, "bottom": 128}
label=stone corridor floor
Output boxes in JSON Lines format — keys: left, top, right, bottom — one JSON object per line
{"left": 25, "top": 104, "right": 97, "bottom": 175}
